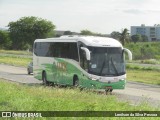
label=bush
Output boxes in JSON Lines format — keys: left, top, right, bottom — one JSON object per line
{"left": 125, "top": 42, "right": 160, "bottom": 60}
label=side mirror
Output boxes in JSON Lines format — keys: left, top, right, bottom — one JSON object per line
{"left": 80, "top": 47, "right": 91, "bottom": 61}
{"left": 124, "top": 48, "right": 132, "bottom": 61}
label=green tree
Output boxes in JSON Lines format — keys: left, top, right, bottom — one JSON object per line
{"left": 80, "top": 29, "right": 106, "bottom": 37}
{"left": 8, "top": 16, "right": 55, "bottom": 50}
{"left": 0, "top": 30, "right": 12, "bottom": 49}
{"left": 110, "top": 31, "right": 121, "bottom": 40}
{"left": 119, "top": 28, "right": 130, "bottom": 46}
{"left": 131, "top": 34, "right": 142, "bottom": 43}
{"left": 80, "top": 29, "right": 94, "bottom": 35}
{"left": 64, "top": 31, "right": 72, "bottom": 35}
{"left": 141, "top": 35, "right": 148, "bottom": 42}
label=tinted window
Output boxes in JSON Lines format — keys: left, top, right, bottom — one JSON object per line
{"left": 88, "top": 47, "right": 125, "bottom": 76}
{"left": 78, "top": 43, "right": 88, "bottom": 69}
{"left": 34, "top": 42, "right": 78, "bottom": 61}
{"left": 34, "top": 42, "right": 50, "bottom": 56}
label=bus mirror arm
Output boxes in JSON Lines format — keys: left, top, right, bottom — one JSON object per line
{"left": 124, "top": 48, "right": 132, "bottom": 61}
{"left": 80, "top": 47, "right": 91, "bottom": 61}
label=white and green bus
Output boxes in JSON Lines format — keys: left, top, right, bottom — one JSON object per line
{"left": 33, "top": 36, "right": 132, "bottom": 92}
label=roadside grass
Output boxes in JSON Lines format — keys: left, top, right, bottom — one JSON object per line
{"left": 126, "top": 64, "right": 160, "bottom": 71}
{"left": 127, "top": 70, "right": 160, "bottom": 85}
{"left": 0, "top": 49, "right": 32, "bottom": 55}
{"left": 0, "top": 49, "right": 32, "bottom": 67}
{"left": 128, "top": 59, "right": 160, "bottom": 65}
{"left": 125, "top": 42, "right": 160, "bottom": 60}
{"left": 0, "top": 79, "right": 159, "bottom": 120}
{"left": 140, "top": 59, "right": 160, "bottom": 64}
{"left": 0, "top": 55, "right": 32, "bottom": 67}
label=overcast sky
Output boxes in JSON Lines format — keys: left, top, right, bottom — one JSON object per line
{"left": 1, "top": 0, "right": 160, "bottom": 34}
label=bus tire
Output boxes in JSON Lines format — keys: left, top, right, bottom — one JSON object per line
{"left": 42, "top": 72, "right": 49, "bottom": 86}
{"left": 27, "top": 68, "right": 30, "bottom": 75}
{"left": 73, "top": 75, "right": 79, "bottom": 87}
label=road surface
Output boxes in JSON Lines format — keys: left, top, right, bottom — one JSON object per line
{"left": 0, "top": 64, "right": 41, "bottom": 84}
{"left": 0, "top": 64, "right": 160, "bottom": 107}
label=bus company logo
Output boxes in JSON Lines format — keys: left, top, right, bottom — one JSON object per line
{"left": 54, "top": 62, "right": 67, "bottom": 71}
{"left": 2, "top": 112, "right": 12, "bottom": 117}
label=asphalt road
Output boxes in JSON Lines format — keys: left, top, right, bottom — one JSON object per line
{"left": 0, "top": 64, "right": 41, "bottom": 84}
{"left": 0, "top": 64, "right": 160, "bottom": 107}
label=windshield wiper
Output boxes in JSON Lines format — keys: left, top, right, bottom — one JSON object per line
{"left": 99, "top": 58, "right": 106, "bottom": 76}
{"left": 99, "top": 53, "right": 108, "bottom": 76}
{"left": 111, "top": 57, "right": 119, "bottom": 76}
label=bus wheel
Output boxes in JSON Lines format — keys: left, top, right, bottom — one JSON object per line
{"left": 42, "top": 72, "right": 49, "bottom": 86}
{"left": 73, "top": 75, "right": 79, "bottom": 87}
{"left": 27, "top": 69, "right": 30, "bottom": 75}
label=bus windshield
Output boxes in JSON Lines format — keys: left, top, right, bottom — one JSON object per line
{"left": 88, "top": 47, "right": 125, "bottom": 77}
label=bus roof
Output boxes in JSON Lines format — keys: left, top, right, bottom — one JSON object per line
{"left": 35, "top": 36, "right": 122, "bottom": 47}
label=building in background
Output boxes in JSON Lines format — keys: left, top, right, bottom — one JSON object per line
{"left": 131, "top": 24, "right": 160, "bottom": 41}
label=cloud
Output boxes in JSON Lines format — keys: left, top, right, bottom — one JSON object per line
{"left": 146, "top": 9, "right": 160, "bottom": 13}
{"left": 123, "top": 9, "right": 146, "bottom": 15}
{"left": 1, "top": 0, "right": 160, "bottom": 33}
{"left": 123, "top": 8, "right": 160, "bottom": 15}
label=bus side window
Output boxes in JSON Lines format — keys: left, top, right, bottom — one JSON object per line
{"left": 80, "top": 49, "right": 88, "bottom": 71}
{"left": 34, "top": 43, "right": 37, "bottom": 55}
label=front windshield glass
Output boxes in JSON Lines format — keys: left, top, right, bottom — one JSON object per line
{"left": 88, "top": 47, "right": 125, "bottom": 77}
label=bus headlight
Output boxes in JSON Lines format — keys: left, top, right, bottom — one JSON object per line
{"left": 119, "top": 79, "right": 124, "bottom": 81}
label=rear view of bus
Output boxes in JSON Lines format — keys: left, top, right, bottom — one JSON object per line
{"left": 33, "top": 36, "right": 132, "bottom": 93}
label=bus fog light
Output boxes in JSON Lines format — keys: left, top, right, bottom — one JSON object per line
{"left": 91, "top": 78, "right": 98, "bottom": 81}
{"left": 119, "top": 79, "right": 124, "bottom": 81}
